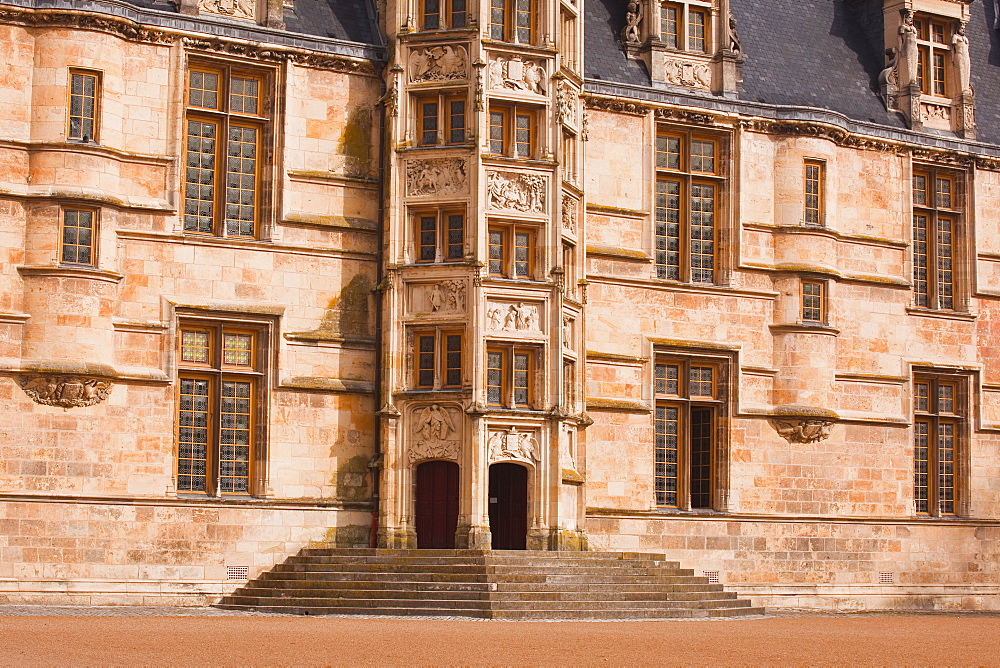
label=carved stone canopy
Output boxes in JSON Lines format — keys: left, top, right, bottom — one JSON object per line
{"left": 18, "top": 374, "right": 114, "bottom": 409}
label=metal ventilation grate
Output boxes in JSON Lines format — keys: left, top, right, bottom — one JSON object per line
{"left": 879, "top": 572, "right": 894, "bottom": 584}
{"left": 228, "top": 566, "right": 250, "bottom": 581}
{"left": 704, "top": 571, "right": 720, "bottom": 584}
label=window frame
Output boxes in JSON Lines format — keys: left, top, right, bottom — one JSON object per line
{"left": 175, "top": 319, "right": 269, "bottom": 497}
{"left": 67, "top": 69, "right": 101, "bottom": 143}
{"left": 488, "top": 105, "right": 539, "bottom": 159}
{"left": 913, "top": 14, "right": 951, "bottom": 97}
{"left": 416, "top": 93, "right": 468, "bottom": 147}
{"left": 414, "top": 208, "right": 466, "bottom": 263}
{"left": 420, "top": 0, "right": 468, "bottom": 31}
{"left": 183, "top": 61, "right": 272, "bottom": 240}
{"left": 912, "top": 372, "right": 968, "bottom": 517}
{"left": 659, "top": 1, "right": 713, "bottom": 53}
{"left": 489, "top": 0, "right": 535, "bottom": 44}
{"left": 487, "top": 222, "right": 537, "bottom": 280}
{"left": 414, "top": 329, "right": 465, "bottom": 390}
{"left": 912, "top": 165, "right": 964, "bottom": 312}
{"left": 60, "top": 206, "right": 99, "bottom": 267}
{"left": 800, "top": 280, "right": 827, "bottom": 324}
{"left": 653, "top": 356, "right": 725, "bottom": 511}
{"left": 654, "top": 127, "right": 725, "bottom": 285}
{"left": 803, "top": 159, "right": 825, "bottom": 226}
{"left": 486, "top": 344, "right": 538, "bottom": 409}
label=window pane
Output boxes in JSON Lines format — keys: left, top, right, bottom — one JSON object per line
{"left": 655, "top": 405, "right": 679, "bottom": 507}
{"left": 222, "top": 332, "right": 253, "bottom": 367}
{"left": 914, "top": 382, "right": 929, "bottom": 413}
{"left": 68, "top": 73, "right": 98, "bottom": 141}
{"left": 448, "top": 100, "right": 466, "bottom": 144}
{"left": 913, "top": 420, "right": 929, "bottom": 514}
{"left": 188, "top": 70, "right": 219, "bottom": 110}
{"left": 802, "top": 282, "right": 823, "bottom": 322}
{"left": 513, "top": 352, "right": 530, "bottom": 406}
{"left": 420, "top": 101, "right": 439, "bottom": 145}
{"left": 178, "top": 377, "right": 210, "bottom": 492}
{"left": 419, "top": 216, "right": 437, "bottom": 262}
{"left": 690, "top": 183, "right": 715, "bottom": 283}
{"left": 913, "top": 214, "right": 929, "bottom": 307}
{"left": 418, "top": 335, "right": 435, "bottom": 387}
{"left": 181, "top": 330, "right": 211, "bottom": 364}
{"left": 655, "top": 179, "right": 681, "bottom": 280}
{"left": 489, "top": 111, "right": 505, "bottom": 154}
{"left": 689, "top": 366, "right": 714, "bottom": 398}
{"left": 490, "top": 0, "right": 506, "bottom": 40}
{"left": 655, "top": 363, "right": 680, "bottom": 396}
{"left": 690, "top": 408, "right": 712, "bottom": 509}
{"left": 515, "top": 113, "right": 531, "bottom": 158}
{"left": 804, "top": 162, "right": 822, "bottom": 225}
{"left": 446, "top": 214, "right": 464, "bottom": 260}
{"left": 423, "top": 0, "right": 440, "bottom": 29}
{"left": 515, "top": 0, "right": 532, "bottom": 43}
{"left": 451, "top": 0, "right": 467, "bottom": 28}
{"left": 938, "top": 421, "right": 955, "bottom": 515}
{"left": 937, "top": 217, "right": 954, "bottom": 310}
{"left": 61, "top": 209, "right": 94, "bottom": 265}
{"left": 184, "top": 120, "right": 217, "bottom": 234}
{"left": 661, "top": 4, "right": 679, "bottom": 48}
{"left": 229, "top": 76, "right": 259, "bottom": 115}
{"left": 445, "top": 334, "right": 462, "bottom": 387}
{"left": 219, "top": 380, "right": 252, "bottom": 494}
{"left": 487, "top": 351, "right": 504, "bottom": 404}
{"left": 688, "top": 10, "right": 706, "bottom": 52}
{"left": 690, "top": 140, "right": 715, "bottom": 174}
{"left": 913, "top": 174, "right": 928, "bottom": 206}
{"left": 656, "top": 134, "right": 681, "bottom": 170}
{"left": 489, "top": 229, "right": 505, "bottom": 275}
{"left": 224, "top": 125, "right": 258, "bottom": 238}
{"left": 514, "top": 231, "right": 530, "bottom": 278}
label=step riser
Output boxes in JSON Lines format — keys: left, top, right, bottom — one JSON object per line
{"left": 216, "top": 549, "right": 760, "bottom": 620}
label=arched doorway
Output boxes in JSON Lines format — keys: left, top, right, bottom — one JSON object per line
{"left": 488, "top": 463, "right": 528, "bottom": 550}
{"left": 414, "top": 460, "right": 459, "bottom": 549}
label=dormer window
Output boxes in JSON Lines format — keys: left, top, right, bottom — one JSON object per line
{"left": 660, "top": 1, "right": 711, "bottom": 53}
{"left": 913, "top": 14, "right": 950, "bottom": 97}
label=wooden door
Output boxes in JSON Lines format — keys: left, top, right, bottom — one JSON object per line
{"left": 488, "top": 463, "right": 528, "bottom": 550}
{"left": 415, "top": 460, "right": 459, "bottom": 549}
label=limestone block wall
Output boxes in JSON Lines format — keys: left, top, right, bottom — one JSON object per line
{"left": 0, "top": 19, "right": 382, "bottom": 603}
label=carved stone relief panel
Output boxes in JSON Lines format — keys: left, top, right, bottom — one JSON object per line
{"left": 199, "top": 0, "right": 255, "bottom": 20}
{"left": 411, "top": 280, "right": 467, "bottom": 315}
{"left": 18, "top": 374, "right": 114, "bottom": 408}
{"left": 409, "top": 403, "right": 462, "bottom": 463}
{"left": 488, "top": 55, "right": 546, "bottom": 95}
{"left": 409, "top": 45, "right": 469, "bottom": 83}
{"left": 486, "top": 171, "right": 546, "bottom": 213}
{"left": 485, "top": 301, "right": 542, "bottom": 335}
{"left": 922, "top": 102, "right": 951, "bottom": 122}
{"left": 556, "top": 80, "right": 578, "bottom": 127}
{"left": 663, "top": 58, "right": 712, "bottom": 90}
{"left": 406, "top": 158, "right": 468, "bottom": 197}
{"left": 562, "top": 315, "right": 575, "bottom": 349}
{"left": 561, "top": 194, "right": 577, "bottom": 234}
{"left": 559, "top": 424, "right": 577, "bottom": 471}
{"left": 487, "top": 427, "right": 540, "bottom": 464}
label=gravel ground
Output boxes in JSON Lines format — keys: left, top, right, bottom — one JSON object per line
{"left": 0, "top": 607, "right": 998, "bottom": 666}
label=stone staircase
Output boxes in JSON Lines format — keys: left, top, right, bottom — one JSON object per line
{"left": 216, "top": 549, "right": 763, "bottom": 619}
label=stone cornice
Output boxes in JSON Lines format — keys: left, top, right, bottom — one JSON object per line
{"left": 0, "top": 1, "right": 383, "bottom": 74}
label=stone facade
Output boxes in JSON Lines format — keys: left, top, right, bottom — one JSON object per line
{"left": 1, "top": 0, "right": 999, "bottom": 610}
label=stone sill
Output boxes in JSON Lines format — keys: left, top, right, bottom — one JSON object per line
{"left": 585, "top": 508, "right": 1000, "bottom": 527}
{"left": 905, "top": 307, "right": 977, "bottom": 321}
{"left": 769, "top": 323, "right": 840, "bottom": 336}
{"left": 17, "top": 265, "right": 123, "bottom": 283}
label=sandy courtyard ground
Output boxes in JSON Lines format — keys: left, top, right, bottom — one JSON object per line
{"left": 0, "top": 608, "right": 998, "bottom": 666}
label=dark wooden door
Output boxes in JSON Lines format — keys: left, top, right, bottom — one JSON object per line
{"left": 415, "top": 460, "right": 459, "bottom": 549}
{"left": 489, "top": 463, "right": 528, "bottom": 550}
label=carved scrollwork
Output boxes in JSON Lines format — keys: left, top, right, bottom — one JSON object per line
{"left": 489, "top": 55, "right": 546, "bottom": 95}
{"left": 199, "top": 0, "right": 255, "bottom": 20}
{"left": 406, "top": 158, "right": 468, "bottom": 196}
{"left": 584, "top": 96, "right": 650, "bottom": 116}
{"left": 488, "top": 428, "right": 540, "bottom": 464}
{"left": 663, "top": 59, "right": 712, "bottom": 90}
{"left": 18, "top": 375, "right": 113, "bottom": 409}
{"left": 486, "top": 171, "right": 546, "bottom": 213}
{"left": 769, "top": 418, "right": 835, "bottom": 444}
{"left": 409, "top": 404, "right": 461, "bottom": 463}
{"left": 409, "top": 45, "right": 469, "bottom": 83}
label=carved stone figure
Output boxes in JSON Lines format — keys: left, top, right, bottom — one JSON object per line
{"left": 487, "top": 171, "right": 546, "bottom": 213}
{"left": 556, "top": 81, "right": 577, "bottom": 126}
{"left": 664, "top": 58, "right": 712, "bottom": 90}
{"left": 198, "top": 0, "right": 254, "bottom": 20}
{"left": 899, "top": 9, "right": 919, "bottom": 87}
{"left": 953, "top": 21, "right": 972, "bottom": 95}
{"left": 489, "top": 55, "right": 546, "bottom": 95}
{"left": 406, "top": 158, "right": 467, "bottom": 196}
{"left": 428, "top": 283, "right": 445, "bottom": 312}
{"left": 486, "top": 302, "right": 541, "bottom": 333}
{"left": 488, "top": 428, "right": 540, "bottom": 463}
{"left": 409, "top": 45, "right": 469, "bottom": 83}
{"left": 18, "top": 374, "right": 114, "bottom": 408}
{"left": 562, "top": 195, "right": 577, "bottom": 232}
{"left": 417, "top": 280, "right": 466, "bottom": 314}
{"left": 922, "top": 103, "right": 951, "bottom": 121}
{"left": 879, "top": 47, "right": 899, "bottom": 111}
{"left": 621, "top": 0, "right": 642, "bottom": 46}
{"left": 769, "top": 418, "right": 835, "bottom": 444}
{"left": 727, "top": 16, "right": 742, "bottom": 56}
{"left": 410, "top": 404, "right": 460, "bottom": 462}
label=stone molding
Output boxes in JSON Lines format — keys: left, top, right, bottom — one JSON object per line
{"left": 17, "top": 374, "right": 114, "bottom": 409}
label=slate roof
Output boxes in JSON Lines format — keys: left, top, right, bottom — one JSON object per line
{"left": 585, "top": 0, "right": 1000, "bottom": 146}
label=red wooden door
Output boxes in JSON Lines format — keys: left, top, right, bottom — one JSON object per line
{"left": 489, "top": 463, "right": 528, "bottom": 550}
{"left": 415, "top": 460, "right": 459, "bottom": 549}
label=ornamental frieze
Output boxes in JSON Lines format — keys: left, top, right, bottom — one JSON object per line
{"left": 486, "top": 171, "right": 546, "bottom": 213}
{"left": 406, "top": 158, "right": 468, "bottom": 196}
{"left": 409, "top": 45, "right": 469, "bottom": 83}
{"left": 18, "top": 374, "right": 114, "bottom": 409}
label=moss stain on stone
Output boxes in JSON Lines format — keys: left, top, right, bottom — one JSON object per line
{"left": 340, "top": 106, "right": 373, "bottom": 177}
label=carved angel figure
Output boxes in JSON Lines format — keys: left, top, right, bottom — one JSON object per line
{"left": 414, "top": 404, "right": 456, "bottom": 442}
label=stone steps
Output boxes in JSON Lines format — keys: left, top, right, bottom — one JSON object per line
{"left": 216, "top": 548, "right": 763, "bottom": 619}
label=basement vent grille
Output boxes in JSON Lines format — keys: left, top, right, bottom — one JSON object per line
{"left": 879, "top": 572, "right": 894, "bottom": 584}
{"left": 704, "top": 571, "right": 720, "bottom": 584}
{"left": 228, "top": 566, "right": 250, "bottom": 581}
